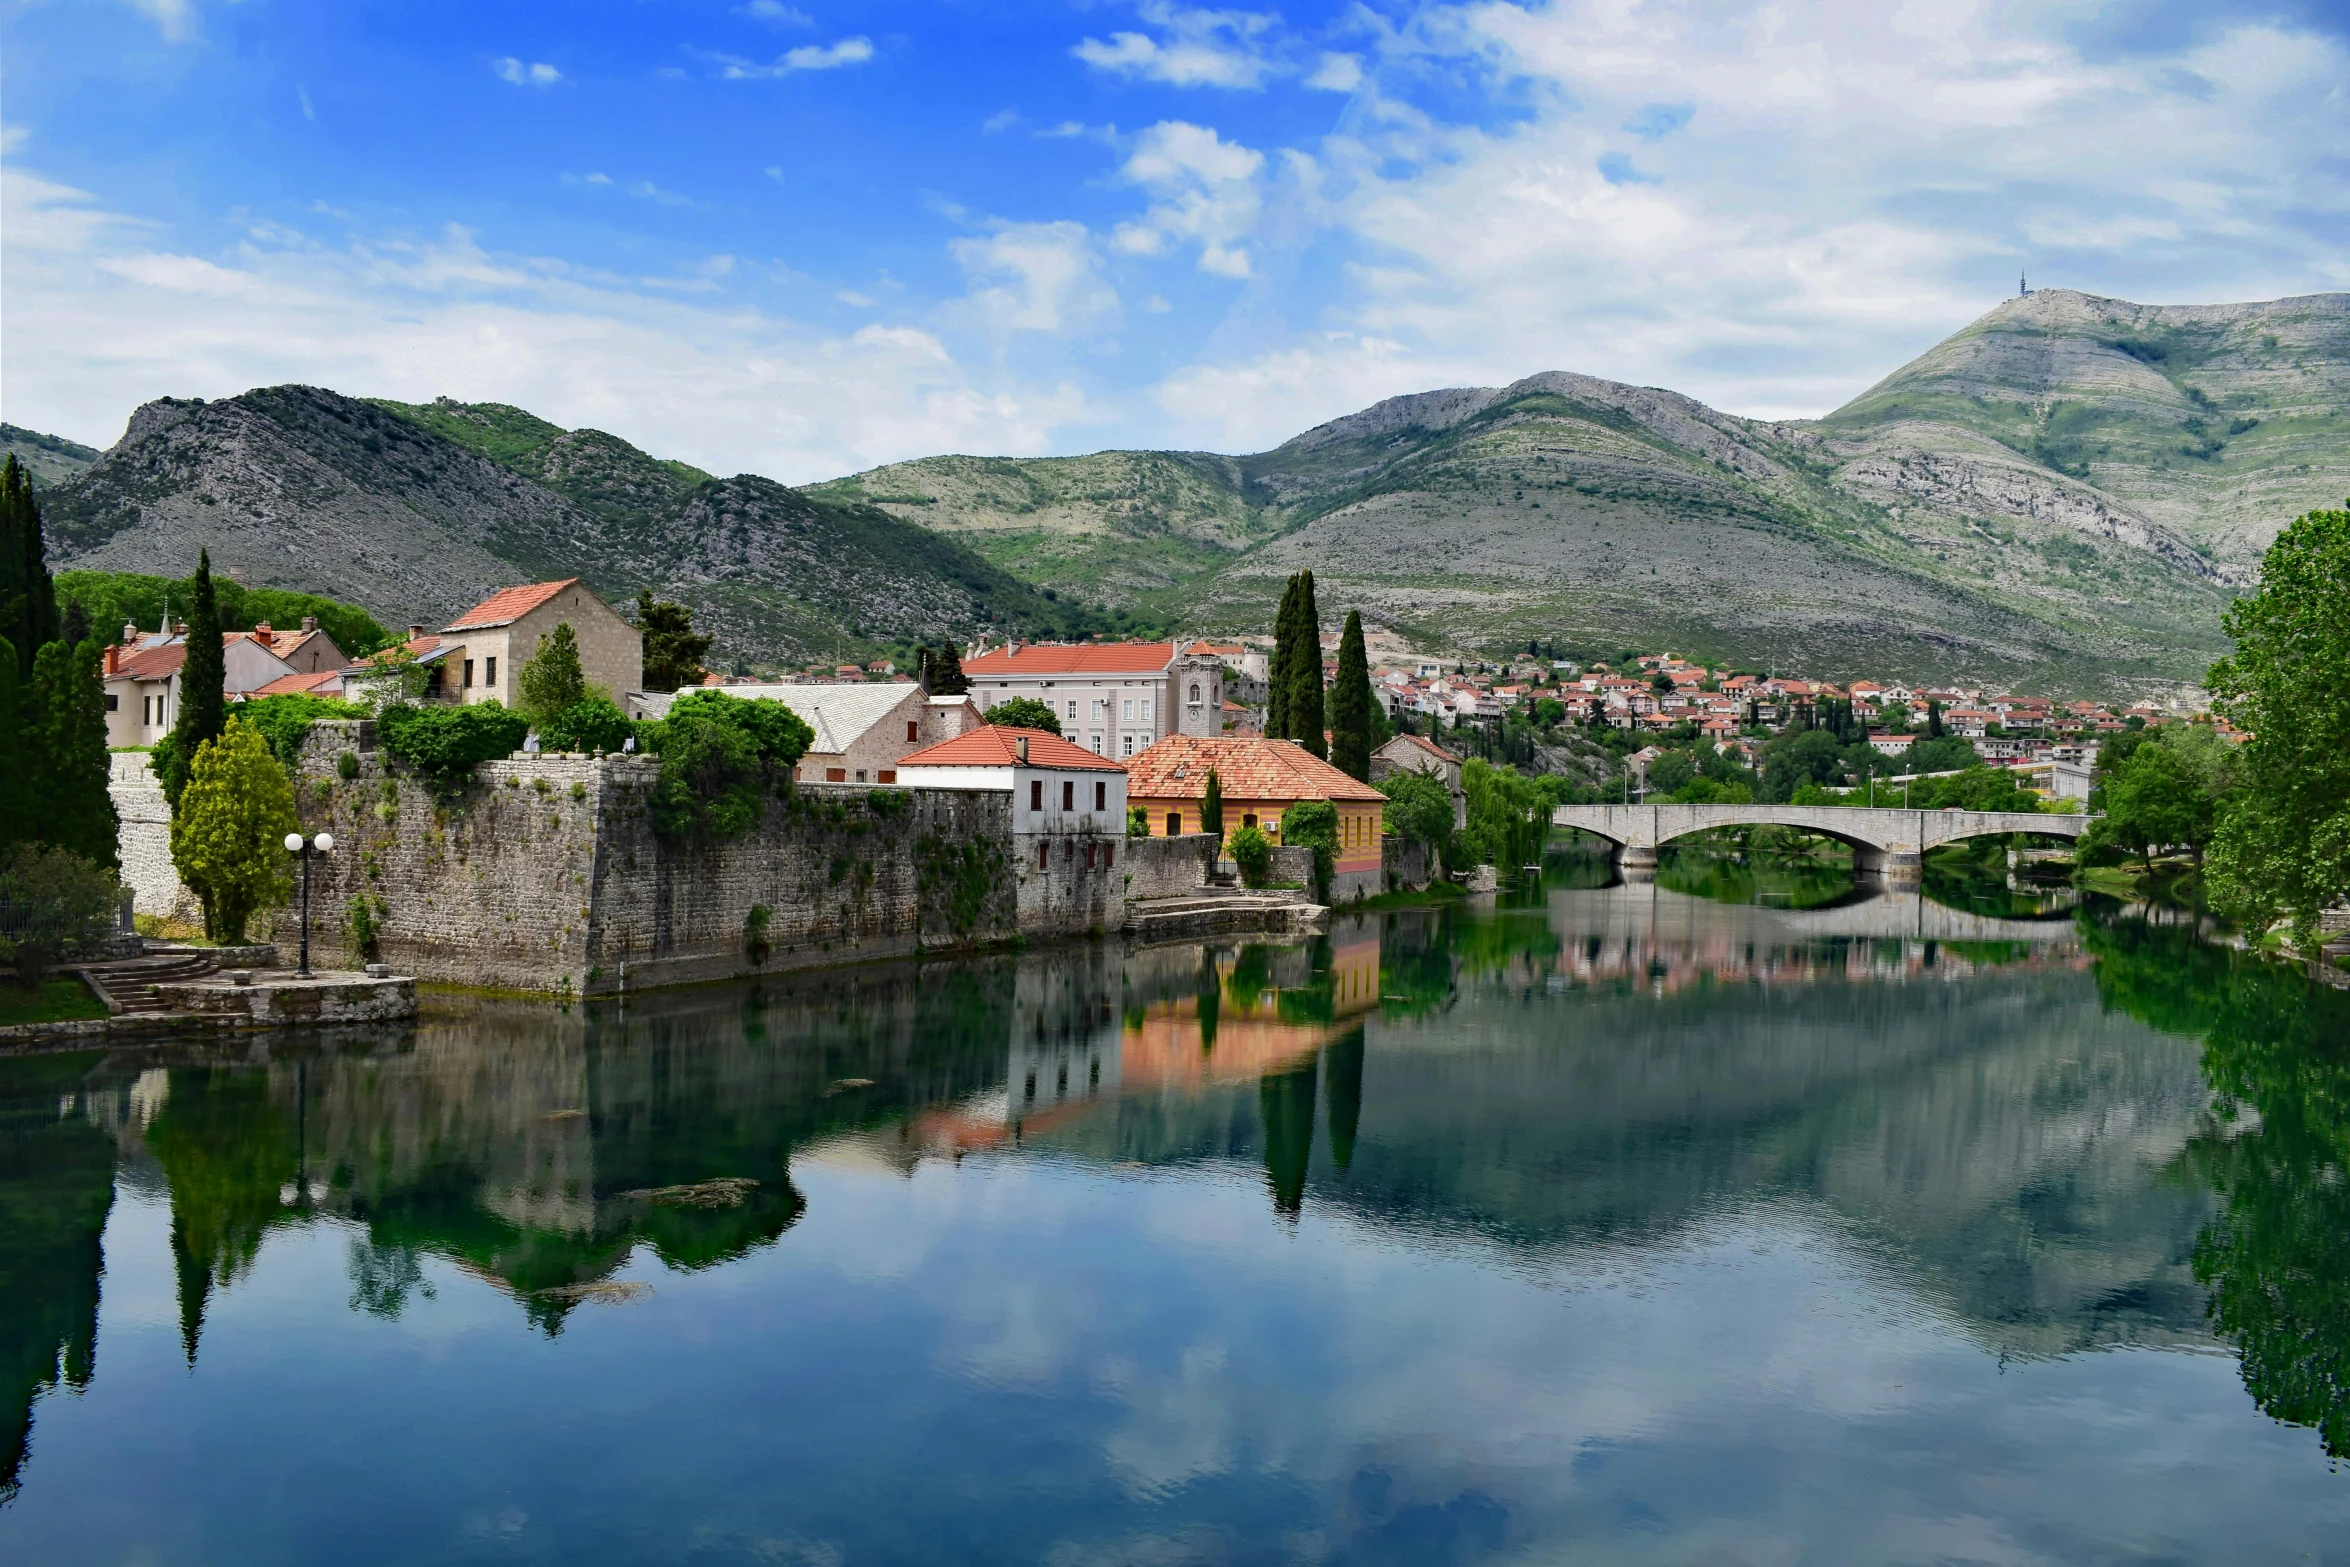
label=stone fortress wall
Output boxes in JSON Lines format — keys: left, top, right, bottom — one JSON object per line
{"left": 265, "top": 722, "right": 1132, "bottom": 995}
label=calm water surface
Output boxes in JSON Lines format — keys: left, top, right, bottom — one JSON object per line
{"left": 4, "top": 869, "right": 2347, "bottom": 1564}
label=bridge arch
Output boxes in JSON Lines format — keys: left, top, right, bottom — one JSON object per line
{"left": 1551, "top": 803, "right": 2091, "bottom": 883}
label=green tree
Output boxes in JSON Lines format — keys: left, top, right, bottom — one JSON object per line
{"left": 635, "top": 591, "right": 712, "bottom": 693}
{"left": 2207, "top": 504, "right": 2350, "bottom": 947}
{"left": 2086, "top": 723, "right": 2235, "bottom": 872}
{"left": 1459, "top": 758, "right": 1548, "bottom": 872}
{"left": 1760, "top": 728, "right": 1846, "bottom": 801}
{"left": 927, "top": 640, "right": 970, "bottom": 697}
{"left": 1279, "top": 800, "right": 1340, "bottom": 901}
{"left": 517, "top": 622, "right": 590, "bottom": 722}
{"left": 0, "top": 843, "right": 121, "bottom": 987}
{"left": 986, "top": 696, "right": 1062, "bottom": 735}
{"left": 1265, "top": 575, "right": 1300, "bottom": 739}
{"left": 0, "top": 457, "right": 56, "bottom": 684}
{"left": 1378, "top": 770, "right": 1453, "bottom": 869}
{"left": 0, "top": 640, "right": 24, "bottom": 853}
{"left": 159, "top": 551, "right": 226, "bottom": 809}
{"left": 1200, "top": 768, "right": 1224, "bottom": 841}
{"left": 25, "top": 639, "right": 118, "bottom": 869}
{"left": 538, "top": 695, "right": 635, "bottom": 754}
{"left": 1328, "top": 610, "right": 1373, "bottom": 781}
{"left": 376, "top": 702, "right": 530, "bottom": 796}
{"left": 169, "top": 719, "right": 298, "bottom": 944}
{"left": 1285, "top": 572, "right": 1326, "bottom": 758}
{"left": 644, "top": 692, "right": 814, "bottom": 841}
{"left": 1926, "top": 699, "right": 1945, "bottom": 738}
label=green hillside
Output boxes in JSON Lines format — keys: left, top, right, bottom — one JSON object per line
{"left": 0, "top": 423, "right": 101, "bottom": 489}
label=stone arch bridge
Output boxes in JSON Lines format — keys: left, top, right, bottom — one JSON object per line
{"left": 1552, "top": 803, "right": 2091, "bottom": 882}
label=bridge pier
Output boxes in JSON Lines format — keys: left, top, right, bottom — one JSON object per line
{"left": 1853, "top": 846, "right": 1922, "bottom": 883}
{"left": 1613, "top": 843, "right": 1658, "bottom": 882}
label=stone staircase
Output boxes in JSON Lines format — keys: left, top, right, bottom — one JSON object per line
{"left": 75, "top": 946, "right": 272, "bottom": 1016}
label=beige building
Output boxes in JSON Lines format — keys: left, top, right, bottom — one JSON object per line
{"left": 100, "top": 618, "right": 348, "bottom": 748}
{"left": 631, "top": 681, "right": 984, "bottom": 784}
{"left": 961, "top": 639, "right": 1225, "bottom": 759}
{"left": 437, "top": 580, "right": 642, "bottom": 707}
{"left": 1370, "top": 732, "right": 1467, "bottom": 831}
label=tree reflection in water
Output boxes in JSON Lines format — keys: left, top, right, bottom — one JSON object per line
{"left": 2087, "top": 910, "right": 2350, "bottom": 1459}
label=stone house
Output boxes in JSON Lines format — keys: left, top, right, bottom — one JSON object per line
{"left": 962, "top": 639, "right": 1224, "bottom": 760}
{"left": 893, "top": 725, "right": 1131, "bottom": 932}
{"left": 1124, "top": 735, "right": 1387, "bottom": 900}
{"left": 100, "top": 620, "right": 343, "bottom": 747}
{"left": 631, "top": 681, "right": 983, "bottom": 784}
{"left": 436, "top": 579, "right": 642, "bottom": 708}
{"left": 1370, "top": 732, "right": 1468, "bottom": 831}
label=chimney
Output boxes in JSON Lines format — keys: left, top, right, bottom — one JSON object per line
{"left": 408, "top": 624, "right": 425, "bottom": 641}
{"left": 1015, "top": 735, "right": 1029, "bottom": 764}
{"left": 103, "top": 643, "right": 120, "bottom": 677}
{"left": 301, "top": 615, "right": 317, "bottom": 633}
{"left": 122, "top": 620, "right": 138, "bottom": 646}
{"left": 254, "top": 621, "right": 272, "bottom": 637}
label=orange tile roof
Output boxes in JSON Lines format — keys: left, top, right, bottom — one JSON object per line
{"left": 1125, "top": 735, "right": 1385, "bottom": 803}
{"left": 248, "top": 670, "right": 343, "bottom": 699}
{"left": 113, "top": 641, "right": 187, "bottom": 681}
{"left": 894, "top": 725, "right": 1125, "bottom": 771}
{"left": 964, "top": 640, "right": 1176, "bottom": 676}
{"left": 444, "top": 579, "right": 579, "bottom": 632}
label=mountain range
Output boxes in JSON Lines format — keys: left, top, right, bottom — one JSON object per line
{"left": 22, "top": 287, "right": 2350, "bottom": 690}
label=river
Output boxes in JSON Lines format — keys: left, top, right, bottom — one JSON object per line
{"left": 3, "top": 863, "right": 2345, "bottom": 1563}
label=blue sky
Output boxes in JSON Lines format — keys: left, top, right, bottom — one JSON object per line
{"left": 5, "top": 0, "right": 2348, "bottom": 480}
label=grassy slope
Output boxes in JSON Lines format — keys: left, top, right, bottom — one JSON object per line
{"left": 0, "top": 424, "right": 102, "bottom": 489}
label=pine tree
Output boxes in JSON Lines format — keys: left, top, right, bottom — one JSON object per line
{"left": 1201, "top": 767, "right": 1224, "bottom": 841}
{"left": 0, "top": 456, "right": 56, "bottom": 683}
{"left": 518, "top": 621, "right": 588, "bottom": 720}
{"left": 0, "top": 637, "right": 24, "bottom": 853}
{"left": 1288, "top": 571, "right": 1326, "bottom": 758}
{"left": 27, "top": 638, "right": 119, "bottom": 869}
{"left": 1927, "top": 699, "right": 1945, "bottom": 739}
{"left": 929, "top": 639, "right": 970, "bottom": 696}
{"left": 60, "top": 596, "right": 90, "bottom": 652}
{"left": 1328, "top": 609, "right": 1372, "bottom": 781}
{"left": 1264, "top": 576, "right": 1298, "bottom": 738}
{"left": 160, "top": 551, "right": 226, "bottom": 808}
{"left": 635, "top": 591, "right": 712, "bottom": 692}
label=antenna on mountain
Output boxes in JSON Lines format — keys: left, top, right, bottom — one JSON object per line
{"left": 2019, "top": 271, "right": 2028, "bottom": 298}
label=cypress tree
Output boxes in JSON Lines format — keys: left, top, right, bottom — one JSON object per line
{"left": 28, "top": 638, "right": 120, "bottom": 869}
{"left": 1329, "top": 609, "right": 1372, "bottom": 781}
{"left": 0, "top": 637, "right": 24, "bottom": 852}
{"left": 1201, "top": 767, "right": 1224, "bottom": 841}
{"left": 1264, "top": 576, "right": 1298, "bottom": 738}
{"left": 160, "top": 550, "right": 226, "bottom": 808}
{"left": 1927, "top": 699, "right": 1944, "bottom": 739}
{"left": 929, "top": 639, "right": 970, "bottom": 696}
{"left": 0, "top": 456, "right": 57, "bottom": 682}
{"left": 1288, "top": 571, "right": 1326, "bottom": 759}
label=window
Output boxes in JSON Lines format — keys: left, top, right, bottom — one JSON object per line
{"left": 1084, "top": 843, "right": 1095, "bottom": 868}
{"left": 1067, "top": 700, "right": 1077, "bottom": 721}
{"left": 826, "top": 768, "right": 847, "bottom": 783}
{"left": 463, "top": 658, "right": 475, "bottom": 688}
{"left": 1039, "top": 843, "right": 1050, "bottom": 870}
{"left": 1140, "top": 698, "right": 1152, "bottom": 725}
{"left": 1121, "top": 735, "right": 1134, "bottom": 757}
{"left": 1242, "top": 813, "right": 1256, "bottom": 829}
{"left": 484, "top": 656, "right": 497, "bottom": 686}
{"left": 1061, "top": 780, "right": 1074, "bottom": 811}
{"left": 906, "top": 721, "right": 918, "bottom": 742}
{"left": 1103, "top": 844, "right": 1113, "bottom": 869}
{"left": 854, "top": 770, "right": 867, "bottom": 783}
{"left": 1122, "top": 699, "right": 1133, "bottom": 722}
{"left": 1189, "top": 684, "right": 1200, "bottom": 702}
{"left": 1089, "top": 733, "right": 1102, "bottom": 753}
{"left": 1167, "top": 811, "right": 1182, "bottom": 836}
{"left": 1094, "top": 781, "right": 1106, "bottom": 811}
{"left": 104, "top": 693, "right": 118, "bottom": 712}
{"left": 1030, "top": 779, "right": 1044, "bottom": 811}
{"left": 878, "top": 770, "right": 896, "bottom": 784}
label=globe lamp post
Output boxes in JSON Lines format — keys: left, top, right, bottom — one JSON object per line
{"left": 284, "top": 831, "right": 335, "bottom": 977}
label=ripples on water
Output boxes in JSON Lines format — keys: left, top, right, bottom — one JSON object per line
{"left": 2, "top": 866, "right": 2346, "bottom": 1563}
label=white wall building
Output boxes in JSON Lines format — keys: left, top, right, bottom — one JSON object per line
{"left": 961, "top": 640, "right": 1223, "bottom": 759}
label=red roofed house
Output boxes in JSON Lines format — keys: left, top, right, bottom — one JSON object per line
{"left": 436, "top": 579, "right": 642, "bottom": 710}
{"left": 1369, "top": 732, "right": 1467, "bottom": 830}
{"left": 961, "top": 639, "right": 1225, "bottom": 760}
{"left": 1124, "top": 735, "right": 1387, "bottom": 900}
{"left": 892, "top": 725, "right": 1130, "bottom": 932}
{"left": 101, "top": 620, "right": 333, "bottom": 748}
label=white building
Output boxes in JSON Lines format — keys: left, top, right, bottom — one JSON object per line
{"left": 892, "top": 725, "right": 1131, "bottom": 932}
{"left": 961, "top": 640, "right": 1223, "bottom": 759}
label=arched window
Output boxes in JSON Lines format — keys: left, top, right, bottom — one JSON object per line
{"left": 1189, "top": 683, "right": 1201, "bottom": 702}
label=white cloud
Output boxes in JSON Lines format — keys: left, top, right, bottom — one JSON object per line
{"left": 738, "top": 0, "right": 813, "bottom": 23}
{"left": 948, "top": 221, "right": 1119, "bottom": 336}
{"left": 1115, "top": 121, "right": 1269, "bottom": 278}
{"left": 126, "top": 0, "right": 197, "bottom": 43}
{"left": 0, "top": 160, "right": 1096, "bottom": 480}
{"left": 710, "top": 37, "right": 875, "bottom": 78}
{"left": 627, "top": 179, "right": 693, "bottom": 208}
{"left": 1073, "top": 4, "right": 1279, "bottom": 90}
{"left": 493, "top": 58, "right": 563, "bottom": 88}
{"left": 1303, "top": 53, "right": 1363, "bottom": 93}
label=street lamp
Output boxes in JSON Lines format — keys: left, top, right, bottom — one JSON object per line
{"left": 284, "top": 831, "right": 335, "bottom": 978}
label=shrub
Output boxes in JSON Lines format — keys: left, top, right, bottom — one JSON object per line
{"left": 336, "top": 751, "right": 361, "bottom": 781}
{"left": 1379, "top": 771, "right": 1454, "bottom": 864}
{"left": 1128, "top": 804, "right": 1150, "bottom": 838}
{"left": 346, "top": 893, "right": 387, "bottom": 962}
{"left": 648, "top": 710, "right": 765, "bottom": 840}
{"left": 0, "top": 844, "right": 122, "bottom": 987}
{"left": 985, "top": 696, "right": 1062, "bottom": 735}
{"left": 538, "top": 694, "right": 635, "bottom": 755}
{"left": 236, "top": 692, "right": 368, "bottom": 771}
{"left": 378, "top": 701, "right": 530, "bottom": 794}
{"left": 744, "top": 902, "right": 773, "bottom": 964}
{"left": 660, "top": 690, "right": 814, "bottom": 771}
{"left": 1228, "top": 824, "right": 1274, "bottom": 887}
{"left": 1279, "top": 800, "right": 1340, "bottom": 900}
{"left": 517, "top": 621, "right": 590, "bottom": 721}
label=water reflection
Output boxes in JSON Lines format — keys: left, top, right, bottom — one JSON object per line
{"left": 1, "top": 892, "right": 2345, "bottom": 1553}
